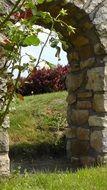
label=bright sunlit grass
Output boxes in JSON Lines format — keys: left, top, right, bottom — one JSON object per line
{"left": 0, "top": 166, "right": 107, "bottom": 190}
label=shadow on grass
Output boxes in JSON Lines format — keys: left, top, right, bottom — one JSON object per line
{"left": 10, "top": 141, "right": 65, "bottom": 160}
{"left": 9, "top": 136, "right": 74, "bottom": 173}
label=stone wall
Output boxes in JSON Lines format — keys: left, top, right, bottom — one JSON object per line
{"left": 0, "top": 34, "right": 10, "bottom": 175}
{"left": 65, "top": 0, "right": 107, "bottom": 166}
{"left": 0, "top": 130, "right": 10, "bottom": 176}
{"left": 38, "top": 0, "right": 107, "bottom": 166}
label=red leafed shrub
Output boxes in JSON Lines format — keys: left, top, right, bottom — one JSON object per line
{"left": 19, "top": 65, "right": 69, "bottom": 96}
{"left": 13, "top": 9, "right": 33, "bottom": 20}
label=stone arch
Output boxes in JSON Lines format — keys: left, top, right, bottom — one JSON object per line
{"left": 0, "top": 0, "right": 107, "bottom": 175}
{"left": 37, "top": 0, "right": 107, "bottom": 166}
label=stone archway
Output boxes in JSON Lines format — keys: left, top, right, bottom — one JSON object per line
{"left": 37, "top": 0, "right": 107, "bottom": 166}
{"left": 0, "top": 0, "right": 107, "bottom": 174}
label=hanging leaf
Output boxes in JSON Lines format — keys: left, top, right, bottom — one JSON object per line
{"left": 23, "top": 35, "right": 40, "bottom": 46}
{"left": 24, "top": 0, "right": 35, "bottom": 9}
{"left": 37, "top": 11, "right": 52, "bottom": 23}
{"left": 45, "top": 61, "right": 56, "bottom": 69}
{"left": 55, "top": 46, "right": 61, "bottom": 61}
{"left": 61, "top": 40, "right": 69, "bottom": 50}
{"left": 37, "top": 0, "right": 45, "bottom": 4}
{"left": 46, "top": 0, "right": 53, "bottom": 2}
{"left": 50, "top": 39, "right": 59, "bottom": 48}
{"left": 26, "top": 53, "right": 36, "bottom": 63}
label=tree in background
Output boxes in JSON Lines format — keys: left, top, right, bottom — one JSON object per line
{"left": 19, "top": 64, "right": 69, "bottom": 95}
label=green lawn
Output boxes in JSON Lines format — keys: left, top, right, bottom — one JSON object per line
{"left": 4, "top": 91, "right": 107, "bottom": 189}
{"left": 0, "top": 166, "right": 107, "bottom": 190}
{"left": 9, "top": 91, "right": 67, "bottom": 158}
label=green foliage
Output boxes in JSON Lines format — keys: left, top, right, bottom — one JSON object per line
{"left": 50, "top": 39, "right": 59, "bottom": 48}
{"left": 0, "top": 0, "right": 74, "bottom": 128}
{"left": 59, "top": 8, "right": 68, "bottom": 16}
{"left": 9, "top": 91, "right": 67, "bottom": 144}
{"left": 19, "top": 65, "right": 68, "bottom": 95}
{"left": 37, "top": 0, "right": 45, "bottom": 4}
{"left": 46, "top": 0, "right": 53, "bottom": 2}
{"left": 0, "top": 166, "right": 107, "bottom": 190}
{"left": 23, "top": 35, "right": 40, "bottom": 46}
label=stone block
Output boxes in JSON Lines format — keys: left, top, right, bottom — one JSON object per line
{"left": 77, "top": 127, "right": 90, "bottom": 140}
{"left": 66, "top": 72, "right": 84, "bottom": 92}
{"left": 84, "top": 22, "right": 93, "bottom": 29}
{"left": 91, "top": 129, "right": 107, "bottom": 153}
{"left": 80, "top": 58, "right": 95, "bottom": 69}
{"left": 66, "top": 139, "right": 72, "bottom": 159}
{"left": 88, "top": 116, "right": 107, "bottom": 127}
{"left": 86, "top": 67, "right": 107, "bottom": 91}
{"left": 100, "top": 129, "right": 107, "bottom": 152}
{"left": 77, "top": 101, "right": 92, "bottom": 109}
{"left": 80, "top": 157, "right": 95, "bottom": 166}
{"left": 93, "top": 94, "right": 107, "bottom": 112}
{"left": 100, "top": 37, "right": 107, "bottom": 53}
{"left": 71, "top": 157, "right": 80, "bottom": 167}
{"left": 79, "top": 45, "right": 94, "bottom": 61}
{"left": 97, "top": 155, "right": 107, "bottom": 164}
{"left": 94, "top": 43, "right": 105, "bottom": 55}
{"left": 77, "top": 91, "right": 92, "bottom": 99}
{"left": 71, "top": 109, "right": 89, "bottom": 125}
{"left": 103, "top": 56, "right": 107, "bottom": 64}
{"left": 90, "top": 131, "right": 102, "bottom": 152}
{"left": 70, "top": 63, "right": 80, "bottom": 72}
{"left": 66, "top": 93, "right": 76, "bottom": 105}
{"left": 2, "top": 116, "right": 10, "bottom": 129}
{"left": 71, "top": 157, "right": 79, "bottom": 164}
{"left": 0, "top": 154, "right": 10, "bottom": 176}
{"left": 67, "top": 105, "right": 72, "bottom": 124}
{"left": 68, "top": 52, "right": 79, "bottom": 61}
{"left": 71, "top": 140, "right": 90, "bottom": 156}
{"left": 0, "top": 131, "right": 9, "bottom": 152}
{"left": 0, "top": 46, "right": 5, "bottom": 57}
{"left": 66, "top": 127, "right": 76, "bottom": 138}
{"left": 74, "top": 36, "right": 89, "bottom": 47}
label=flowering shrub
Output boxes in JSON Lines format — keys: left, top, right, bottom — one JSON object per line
{"left": 19, "top": 65, "right": 69, "bottom": 95}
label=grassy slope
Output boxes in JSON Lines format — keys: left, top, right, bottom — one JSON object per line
{"left": 9, "top": 91, "right": 67, "bottom": 158}
{"left": 9, "top": 91, "right": 67, "bottom": 144}
{"left": 1, "top": 166, "right": 107, "bottom": 190}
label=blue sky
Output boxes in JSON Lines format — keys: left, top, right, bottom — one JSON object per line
{"left": 14, "top": 28, "right": 68, "bottom": 78}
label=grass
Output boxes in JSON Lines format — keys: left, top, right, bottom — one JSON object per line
{"left": 9, "top": 91, "right": 67, "bottom": 158}
{"left": 3, "top": 91, "right": 107, "bottom": 189}
{"left": 0, "top": 166, "right": 107, "bottom": 190}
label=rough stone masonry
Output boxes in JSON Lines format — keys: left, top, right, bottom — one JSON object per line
{"left": 38, "top": 0, "right": 107, "bottom": 166}
{"left": 0, "top": 0, "right": 107, "bottom": 175}
{"left": 0, "top": 34, "right": 10, "bottom": 176}
{"left": 64, "top": 0, "right": 107, "bottom": 166}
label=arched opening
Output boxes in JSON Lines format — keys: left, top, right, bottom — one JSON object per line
{"left": 9, "top": 27, "right": 69, "bottom": 171}
{"left": 9, "top": 34, "right": 69, "bottom": 173}
{"left": 36, "top": 1, "right": 107, "bottom": 166}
